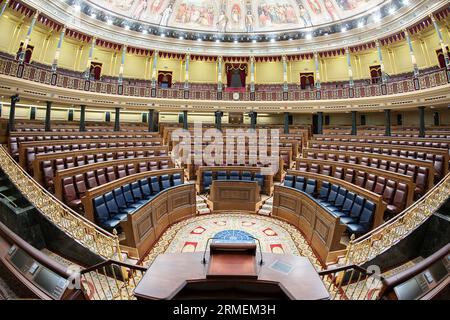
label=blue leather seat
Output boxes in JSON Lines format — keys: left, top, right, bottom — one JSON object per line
{"left": 318, "top": 184, "right": 339, "bottom": 205}
{"left": 122, "top": 184, "right": 144, "bottom": 209}
{"left": 104, "top": 191, "right": 127, "bottom": 220}
{"left": 304, "top": 179, "right": 316, "bottom": 195}
{"left": 217, "top": 171, "right": 227, "bottom": 180}
{"left": 323, "top": 187, "right": 346, "bottom": 208}
{"left": 139, "top": 178, "right": 154, "bottom": 200}
{"left": 113, "top": 187, "right": 137, "bottom": 212}
{"left": 173, "top": 173, "right": 182, "bottom": 186}
{"left": 283, "top": 175, "right": 294, "bottom": 188}
{"left": 330, "top": 191, "right": 355, "bottom": 218}
{"left": 242, "top": 171, "right": 252, "bottom": 181}
{"left": 294, "top": 176, "right": 305, "bottom": 191}
{"left": 229, "top": 171, "right": 240, "bottom": 180}
{"left": 150, "top": 176, "right": 161, "bottom": 194}
{"left": 93, "top": 196, "right": 120, "bottom": 230}
{"left": 254, "top": 173, "right": 264, "bottom": 188}
{"left": 340, "top": 195, "right": 365, "bottom": 225}
{"left": 130, "top": 182, "right": 148, "bottom": 206}
{"left": 203, "top": 171, "right": 213, "bottom": 191}
{"left": 346, "top": 201, "right": 376, "bottom": 235}
{"left": 318, "top": 181, "right": 330, "bottom": 200}
{"left": 161, "top": 174, "right": 171, "bottom": 189}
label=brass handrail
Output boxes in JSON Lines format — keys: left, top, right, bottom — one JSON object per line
{"left": 0, "top": 145, "right": 120, "bottom": 260}
{"left": 344, "top": 171, "right": 450, "bottom": 265}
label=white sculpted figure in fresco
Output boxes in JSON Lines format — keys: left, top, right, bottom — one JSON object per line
{"left": 160, "top": 4, "right": 173, "bottom": 25}
{"left": 217, "top": 10, "right": 228, "bottom": 32}
{"left": 245, "top": 11, "right": 254, "bottom": 32}
{"left": 132, "top": 0, "right": 148, "bottom": 20}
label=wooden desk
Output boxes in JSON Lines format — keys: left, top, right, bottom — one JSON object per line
{"left": 133, "top": 252, "right": 329, "bottom": 300}
{"left": 208, "top": 180, "right": 262, "bottom": 213}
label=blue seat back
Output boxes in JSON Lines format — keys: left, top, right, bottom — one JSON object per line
{"left": 283, "top": 175, "right": 294, "bottom": 187}
{"left": 122, "top": 184, "right": 135, "bottom": 203}
{"left": 230, "top": 171, "right": 240, "bottom": 180}
{"left": 203, "top": 171, "right": 213, "bottom": 188}
{"left": 295, "top": 176, "right": 305, "bottom": 191}
{"left": 334, "top": 187, "right": 347, "bottom": 207}
{"left": 349, "top": 195, "right": 365, "bottom": 218}
{"left": 173, "top": 173, "right": 182, "bottom": 186}
{"left": 113, "top": 188, "right": 127, "bottom": 208}
{"left": 304, "top": 179, "right": 316, "bottom": 195}
{"left": 242, "top": 171, "right": 252, "bottom": 181}
{"left": 93, "top": 196, "right": 110, "bottom": 225}
{"left": 217, "top": 171, "right": 227, "bottom": 180}
{"left": 357, "top": 201, "right": 375, "bottom": 232}
{"left": 161, "top": 174, "right": 171, "bottom": 189}
{"left": 150, "top": 176, "right": 160, "bottom": 194}
{"left": 139, "top": 179, "right": 152, "bottom": 197}
{"left": 104, "top": 191, "right": 119, "bottom": 215}
{"left": 254, "top": 173, "right": 264, "bottom": 187}
{"left": 131, "top": 182, "right": 144, "bottom": 200}
{"left": 341, "top": 191, "right": 356, "bottom": 212}
{"left": 327, "top": 185, "right": 339, "bottom": 202}
{"left": 318, "top": 181, "right": 330, "bottom": 199}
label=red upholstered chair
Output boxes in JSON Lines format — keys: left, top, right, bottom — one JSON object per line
{"left": 348, "top": 156, "right": 357, "bottom": 164}
{"left": 333, "top": 167, "right": 343, "bottom": 179}
{"left": 379, "top": 160, "right": 388, "bottom": 171}
{"left": 116, "top": 152, "right": 125, "bottom": 160}
{"left": 160, "top": 160, "right": 169, "bottom": 169}
{"left": 360, "top": 157, "right": 369, "bottom": 166}
{"left": 106, "top": 167, "right": 116, "bottom": 182}
{"left": 373, "top": 176, "right": 386, "bottom": 195}
{"left": 355, "top": 171, "right": 366, "bottom": 188}
{"left": 126, "top": 164, "right": 136, "bottom": 175}
{"left": 62, "top": 177, "right": 82, "bottom": 211}
{"left": 117, "top": 165, "right": 127, "bottom": 178}
{"left": 397, "top": 163, "right": 407, "bottom": 175}
{"left": 86, "top": 171, "right": 98, "bottom": 189}
{"left": 65, "top": 157, "right": 75, "bottom": 168}
{"left": 55, "top": 159, "right": 65, "bottom": 171}
{"left": 433, "top": 155, "right": 444, "bottom": 179}
{"left": 370, "top": 158, "right": 379, "bottom": 168}
{"left": 95, "top": 154, "right": 105, "bottom": 162}
{"left": 386, "top": 183, "right": 407, "bottom": 215}
{"left": 414, "top": 167, "right": 428, "bottom": 197}
{"left": 337, "top": 155, "right": 346, "bottom": 162}
{"left": 388, "top": 161, "right": 398, "bottom": 173}
{"left": 86, "top": 155, "right": 95, "bottom": 164}
{"left": 135, "top": 151, "right": 145, "bottom": 158}
{"left": 405, "top": 164, "right": 417, "bottom": 179}
{"left": 310, "top": 163, "right": 319, "bottom": 173}
{"left": 74, "top": 174, "right": 87, "bottom": 197}
{"left": 105, "top": 153, "right": 114, "bottom": 161}
{"left": 125, "top": 151, "right": 134, "bottom": 158}
{"left": 344, "top": 168, "right": 354, "bottom": 183}
{"left": 42, "top": 161, "right": 55, "bottom": 191}
{"left": 138, "top": 162, "right": 148, "bottom": 172}
{"left": 320, "top": 165, "right": 332, "bottom": 176}
{"left": 96, "top": 169, "right": 108, "bottom": 185}
{"left": 382, "top": 180, "right": 396, "bottom": 204}
{"left": 76, "top": 156, "right": 85, "bottom": 166}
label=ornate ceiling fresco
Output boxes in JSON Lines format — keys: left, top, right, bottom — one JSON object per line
{"left": 87, "top": 0, "right": 386, "bottom": 33}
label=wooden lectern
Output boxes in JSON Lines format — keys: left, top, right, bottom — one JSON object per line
{"left": 206, "top": 243, "right": 258, "bottom": 279}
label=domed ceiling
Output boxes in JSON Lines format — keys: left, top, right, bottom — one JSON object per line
{"left": 88, "top": 0, "right": 386, "bottom": 33}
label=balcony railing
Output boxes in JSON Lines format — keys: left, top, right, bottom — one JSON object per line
{"left": 0, "top": 56, "right": 448, "bottom": 101}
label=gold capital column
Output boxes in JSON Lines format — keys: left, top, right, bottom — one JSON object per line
{"left": 184, "top": 53, "right": 190, "bottom": 90}
{"left": 84, "top": 36, "right": 96, "bottom": 79}
{"left": 18, "top": 10, "right": 39, "bottom": 64}
{"left": 0, "top": 0, "right": 10, "bottom": 18}
{"left": 52, "top": 26, "right": 66, "bottom": 73}
{"left": 404, "top": 29, "right": 419, "bottom": 77}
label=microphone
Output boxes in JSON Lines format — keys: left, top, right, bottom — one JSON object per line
{"left": 247, "top": 235, "right": 264, "bottom": 266}
{"left": 202, "top": 237, "right": 219, "bottom": 264}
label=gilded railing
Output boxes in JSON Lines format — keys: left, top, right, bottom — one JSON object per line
{"left": 344, "top": 172, "right": 450, "bottom": 265}
{"left": 0, "top": 145, "right": 120, "bottom": 260}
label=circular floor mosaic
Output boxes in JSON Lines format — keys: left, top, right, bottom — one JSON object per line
{"left": 143, "top": 213, "right": 322, "bottom": 270}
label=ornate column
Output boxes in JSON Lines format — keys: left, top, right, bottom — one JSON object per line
{"left": 183, "top": 110, "right": 188, "bottom": 130}
{"left": 184, "top": 53, "right": 190, "bottom": 98}
{"left": 314, "top": 52, "right": 321, "bottom": 99}
{"left": 118, "top": 45, "right": 126, "bottom": 94}
{"left": 284, "top": 112, "right": 290, "bottom": 134}
{"left": 351, "top": 111, "right": 357, "bottom": 135}
{"left": 148, "top": 109, "right": 155, "bottom": 132}
{"left": 45, "top": 101, "right": 52, "bottom": 132}
{"left": 84, "top": 37, "right": 96, "bottom": 80}
{"left": 418, "top": 106, "right": 425, "bottom": 138}
{"left": 18, "top": 10, "right": 39, "bottom": 64}
{"left": 250, "top": 56, "right": 255, "bottom": 100}
{"left": 151, "top": 51, "right": 158, "bottom": 97}
{"left": 384, "top": 109, "right": 391, "bottom": 136}
{"left": 345, "top": 47, "right": 354, "bottom": 97}
{"left": 249, "top": 111, "right": 257, "bottom": 129}
{"left": 282, "top": 55, "right": 288, "bottom": 94}
{"left": 317, "top": 112, "right": 323, "bottom": 135}
{"left": 0, "top": 0, "right": 11, "bottom": 18}
{"left": 8, "top": 94, "right": 20, "bottom": 133}
{"left": 431, "top": 14, "right": 450, "bottom": 81}
{"left": 375, "top": 40, "right": 388, "bottom": 84}
{"left": 404, "top": 29, "right": 419, "bottom": 78}
{"left": 79, "top": 105, "right": 86, "bottom": 132}
{"left": 50, "top": 26, "right": 66, "bottom": 85}
{"left": 217, "top": 56, "right": 223, "bottom": 98}
{"left": 215, "top": 111, "right": 223, "bottom": 131}
{"left": 114, "top": 107, "right": 120, "bottom": 132}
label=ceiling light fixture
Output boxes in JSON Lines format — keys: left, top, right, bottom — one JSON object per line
{"left": 341, "top": 26, "right": 347, "bottom": 33}
{"left": 90, "top": 13, "right": 96, "bottom": 19}
{"left": 142, "top": 29, "right": 148, "bottom": 34}
{"left": 389, "top": 7, "right": 396, "bottom": 15}
{"left": 124, "top": 25, "right": 130, "bottom": 31}
{"left": 74, "top": 4, "right": 81, "bottom": 11}
{"left": 373, "top": 14, "right": 381, "bottom": 22}
{"left": 357, "top": 21, "right": 364, "bottom": 28}
{"left": 305, "top": 33, "right": 312, "bottom": 40}
{"left": 215, "top": 39, "right": 220, "bottom": 43}
{"left": 106, "top": 18, "right": 113, "bottom": 25}
{"left": 160, "top": 33, "right": 166, "bottom": 37}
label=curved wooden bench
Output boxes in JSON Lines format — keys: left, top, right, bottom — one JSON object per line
{"left": 302, "top": 148, "right": 435, "bottom": 192}
{"left": 54, "top": 156, "right": 173, "bottom": 199}
{"left": 196, "top": 165, "right": 274, "bottom": 195}
{"left": 285, "top": 170, "right": 386, "bottom": 228}
{"left": 295, "top": 158, "right": 415, "bottom": 206}
{"left": 32, "top": 146, "right": 169, "bottom": 183}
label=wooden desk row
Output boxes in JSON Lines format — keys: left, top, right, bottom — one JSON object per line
{"left": 196, "top": 165, "right": 274, "bottom": 195}
{"left": 302, "top": 148, "right": 435, "bottom": 191}
{"left": 32, "top": 146, "right": 169, "bottom": 184}
{"left": 295, "top": 158, "right": 416, "bottom": 206}
{"left": 53, "top": 156, "right": 173, "bottom": 200}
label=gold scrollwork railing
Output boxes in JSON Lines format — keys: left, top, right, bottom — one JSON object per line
{"left": 0, "top": 145, "right": 120, "bottom": 260}
{"left": 344, "top": 172, "right": 450, "bottom": 265}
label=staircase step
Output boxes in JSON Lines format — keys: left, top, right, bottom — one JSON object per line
{"left": 265, "top": 198, "right": 273, "bottom": 205}
{"left": 261, "top": 204, "right": 272, "bottom": 211}
{"left": 197, "top": 203, "right": 208, "bottom": 210}
{"left": 258, "top": 209, "right": 271, "bottom": 216}
{"left": 198, "top": 208, "right": 211, "bottom": 215}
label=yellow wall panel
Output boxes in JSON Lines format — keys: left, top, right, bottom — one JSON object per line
{"left": 123, "top": 54, "right": 147, "bottom": 79}
{"left": 289, "top": 59, "right": 315, "bottom": 84}
{"left": 189, "top": 60, "right": 216, "bottom": 83}
{"left": 255, "top": 61, "right": 283, "bottom": 84}
{"left": 0, "top": 16, "right": 18, "bottom": 52}
{"left": 157, "top": 57, "right": 182, "bottom": 83}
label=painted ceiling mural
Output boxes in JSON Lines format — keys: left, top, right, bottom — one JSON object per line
{"left": 88, "top": 0, "right": 386, "bottom": 32}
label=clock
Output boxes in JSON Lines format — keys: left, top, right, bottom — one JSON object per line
{"left": 233, "top": 92, "right": 240, "bottom": 100}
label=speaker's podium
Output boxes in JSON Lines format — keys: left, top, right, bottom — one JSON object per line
{"left": 134, "top": 242, "right": 330, "bottom": 300}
